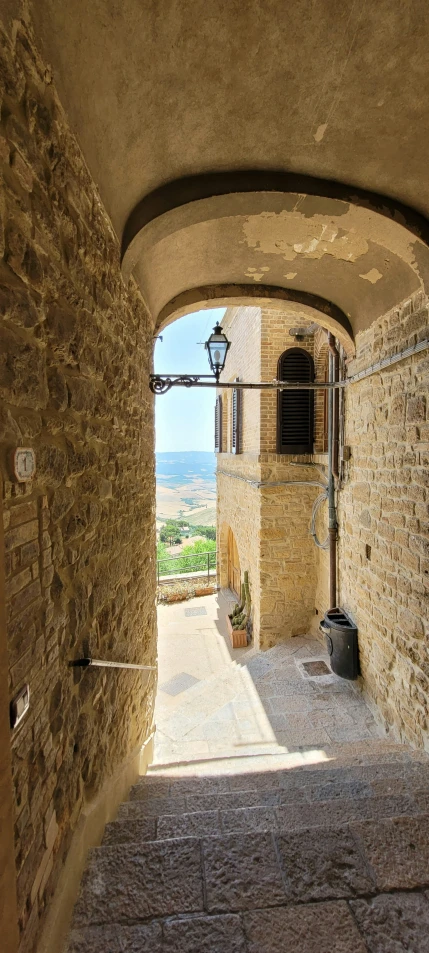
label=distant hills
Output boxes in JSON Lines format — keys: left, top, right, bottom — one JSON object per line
{"left": 156, "top": 451, "right": 216, "bottom": 488}
{"left": 155, "top": 451, "right": 217, "bottom": 525}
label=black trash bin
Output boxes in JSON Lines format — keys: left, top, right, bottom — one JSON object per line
{"left": 319, "top": 608, "right": 359, "bottom": 680}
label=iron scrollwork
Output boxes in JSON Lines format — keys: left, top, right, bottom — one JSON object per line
{"left": 149, "top": 374, "right": 204, "bottom": 394}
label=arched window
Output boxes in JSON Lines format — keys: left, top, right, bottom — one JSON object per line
{"left": 277, "top": 348, "right": 314, "bottom": 454}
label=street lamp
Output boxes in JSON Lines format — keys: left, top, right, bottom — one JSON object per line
{"left": 205, "top": 324, "right": 231, "bottom": 382}
{"left": 150, "top": 323, "right": 231, "bottom": 394}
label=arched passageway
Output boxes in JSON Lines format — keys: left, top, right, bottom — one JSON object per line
{"left": 0, "top": 5, "right": 428, "bottom": 953}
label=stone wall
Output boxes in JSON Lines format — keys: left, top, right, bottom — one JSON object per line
{"left": 339, "top": 291, "right": 429, "bottom": 749}
{"left": 260, "top": 308, "right": 315, "bottom": 453}
{"left": 0, "top": 19, "right": 156, "bottom": 952}
{"left": 217, "top": 306, "right": 329, "bottom": 648}
{"left": 217, "top": 473, "right": 261, "bottom": 642}
{"left": 221, "top": 305, "right": 261, "bottom": 453}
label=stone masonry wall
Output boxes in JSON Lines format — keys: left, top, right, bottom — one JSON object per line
{"left": 339, "top": 290, "right": 429, "bottom": 749}
{"left": 258, "top": 310, "right": 324, "bottom": 645}
{"left": 217, "top": 306, "right": 327, "bottom": 648}
{"left": 217, "top": 307, "right": 262, "bottom": 642}
{"left": 260, "top": 308, "right": 315, "bottom": 453}
{"left": 220, "top": 305, "right": 261, "bottom": 453}
{"left": 217, "top": 472, "right": 261, "bottom": 642}
{"left": 0, "top": 19, "right": 156, "bottom": 952}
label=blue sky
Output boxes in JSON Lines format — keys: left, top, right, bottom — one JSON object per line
{"left": 154, "top": 308, "right": 226, "bottom": 452}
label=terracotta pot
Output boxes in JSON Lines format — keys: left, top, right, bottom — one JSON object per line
{"left": 226, "top": 614, "right": 247, "bottom": 648}
{"left": 194, "top": 586, "right": 216, "bottom": 597}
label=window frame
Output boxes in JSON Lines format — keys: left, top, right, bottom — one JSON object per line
{"left": 231, "top": 379, "right": 242, "bottom": 454}
{"left": 276, "top": 348, "right": 315, "bottom": 454}
{"left": 214, "top": 394, "right": 223, "bottom": 453}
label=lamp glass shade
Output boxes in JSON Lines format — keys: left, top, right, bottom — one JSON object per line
{"left": 205, "top": 324, "right": 230, "bottom": 379}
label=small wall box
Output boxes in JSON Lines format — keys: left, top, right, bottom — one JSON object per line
{"left": 10, "top": 447, "right": 36, "bottom": 482}
{"left": 10, "top": 684, "right": 30, "bottom": 730}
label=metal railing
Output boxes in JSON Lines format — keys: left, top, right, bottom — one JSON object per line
{"left": 69, "top": 658, "right": 156, "bottom": 670}
{"left": 157, "top": 549, "right": 217, "bottom": 584}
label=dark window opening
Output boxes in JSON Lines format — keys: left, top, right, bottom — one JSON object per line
{"left": 277, "top": 348, "right": 314, "bottom": 454}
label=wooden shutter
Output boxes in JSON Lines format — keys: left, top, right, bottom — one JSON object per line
{"left": 231, "top": 381, "right": 242, "bottom": 454}
{"left": 214, "top": 395, "right": 222, "bottom": 452}
{"left": 277, "top": 349, "right": 314, "bottom": 453}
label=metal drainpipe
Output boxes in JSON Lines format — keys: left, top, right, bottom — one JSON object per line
{"left": 328, "top": 333, "right": 340, "bottom": 478}
{"left": 327, "top": 344, "right": 338, "bottom": 609}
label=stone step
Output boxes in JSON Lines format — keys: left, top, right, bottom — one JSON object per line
{"left": 71, "top": 814, "right": 429, "bottom": 935}
{"left": 126, "top": 760, "right": 429, "bottom": 816}
{"left": 146, "top": 739, "right": 429, "bottom": 783}
{"left": 104, "top": 793, "right": 428, "bottom": 845}
{"left": 67, "top": 892, "right": 429, "bottom": 953}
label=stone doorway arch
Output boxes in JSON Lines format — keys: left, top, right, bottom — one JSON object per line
{"left": 227, "top": 527, "right": 241, "bottom": 599}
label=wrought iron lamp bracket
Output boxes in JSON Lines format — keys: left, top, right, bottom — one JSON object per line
{"left": 149, "top": 374, "right": 205, "bottom": 394}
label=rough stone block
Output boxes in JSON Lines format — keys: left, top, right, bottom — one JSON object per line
{"left": 72, "top": 841, "right": 203, "bottom": 926}
{"left": 352, "top": 816, "right": 429, "bottom": 890}
{"left": 220, "top": 806, "right": 277, "bottom": 833}
{"left": 102, "top": 816, "right": 157, "bottom": 846}
{"left": 276, "top": 827, "right": 376, "bottom": 901}
{"left": 66, "top": 922, "right": 163, "bottom": 953}
{"left": 244, "top": 901, "right": 367, "bottom": 953}
{"left": 9, "top": 500, "right": 38, "bottom": 527}
{"left": 203, "top": 832, "right": 286, "bottom": 912}
{"left": 4, "top": 519, "right": 39, "bottom": 553}
{"left": 157, "top": 810, "right": 221, "bottom": 839}
{"left": 163, "top": 913, "right": 247, "bottom": 952}
{"left": 350, "top": 892, "right": 429, "bottom": 953}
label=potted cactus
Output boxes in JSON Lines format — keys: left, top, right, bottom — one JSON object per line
{"left": 226, "top": 571, "right": 252, "bottom": 648}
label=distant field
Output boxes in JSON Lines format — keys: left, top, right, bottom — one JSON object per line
{"left": 156, "top": 451, "right": 217, "bottom": 525}
{"left": 187, "top": 507, "right": 217, "bottom": 526}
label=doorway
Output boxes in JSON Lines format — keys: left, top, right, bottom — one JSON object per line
{"left": 227, "top": 527, "right": 241, "bottom": 598}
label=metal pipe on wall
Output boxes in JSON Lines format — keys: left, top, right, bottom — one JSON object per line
{"left": 327, "top": 348, "right": 338, "bottom": 609}
{"left": 328, "top": 333, "right": 340, "bottom": 479}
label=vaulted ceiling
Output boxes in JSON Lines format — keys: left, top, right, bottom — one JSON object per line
{"left": 20, "top": 0, "right": 429, "bottom": 335}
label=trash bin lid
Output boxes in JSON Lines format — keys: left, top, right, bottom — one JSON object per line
{"left": 325, "top": 608, "right": 354, "bottom": 627}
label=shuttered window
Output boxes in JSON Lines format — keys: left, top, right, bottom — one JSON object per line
{"left": 231, "top": 381, "right": 242, "bottom": 454}
{"left": 277, "top": 348, "right": 314, "bottom": 454}
{"left": 214, "top": 395, "right": 223, "bottom": 452}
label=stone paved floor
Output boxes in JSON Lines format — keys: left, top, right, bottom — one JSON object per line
{"left": 153, "top": 591, "right": 381, "bottom": 769}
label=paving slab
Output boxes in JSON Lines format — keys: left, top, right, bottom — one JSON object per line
{"left": 66, "top": 922, "right": 163, "bottom": 953}
{"left": 163, "top": 913, "right": 247, "bottom": 952}
{"left": 153, "top": 593, "right": 380, "bottom": 765}
{"left": 72, "top": 840, "right": 204, "bottom": 926}
{"left": 352, "top": 815, "right": 429, "bottom": 891}
{"left": 103, "top": 816, "right": 157, "bottom": 846}
{"left": 350, "top": 892, "right": 429, "bottom": 953}
{"left": 202, "top": 832, "right": 286, "bottom": 912}
{"left": 157, "top": 810, "right": 221, "bottom": 839}
{"left": 276, "top": 827, "right": 376, "bottom": 901}
{"left": 244, "top": 900, "right": 368, "bottom": 953}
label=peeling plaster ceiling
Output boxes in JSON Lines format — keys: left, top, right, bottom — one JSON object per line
{"left": 21, "top": 0, "right": 429, "bottom": 333}
{"left": 123, "top": 189, "right": 428, "bottom": 334}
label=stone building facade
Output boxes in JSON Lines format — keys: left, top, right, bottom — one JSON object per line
{"left": 216, "top": 298, "right": 428, "bottom": 750}
{"left": 217, "top": 306, "right": 332, "bottom": 648}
